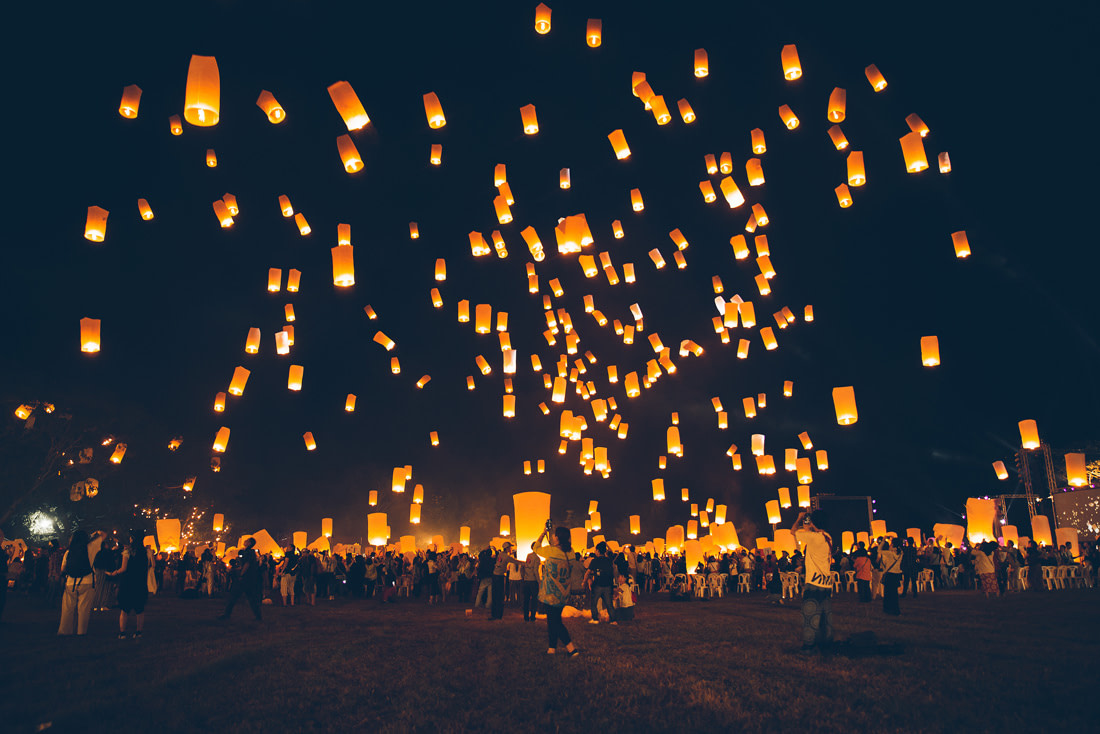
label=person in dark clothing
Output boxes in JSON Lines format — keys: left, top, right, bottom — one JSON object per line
{"left": 218, "top": 538, "right": 262, "bottom": 621}
{"left": 490, "top": 543, "right": 519, "bottom": 620}
{"left": 586, "top": 542, "right": 615, "bottom": 624}
{"left": 900, "top": 538, "right": 919, "bottom": 598}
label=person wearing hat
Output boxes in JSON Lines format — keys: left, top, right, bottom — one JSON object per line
{"left": 490, "top": 542, "right": 520, "bottom": 620}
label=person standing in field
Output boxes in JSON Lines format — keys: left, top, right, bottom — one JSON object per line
{"left": 218, "top": 537, "right": 262, "bottom": 621}
{"left": 879, "top": 538, "right": 902, "bottom": 615}
{"left": 792, "top": 510, "right": 834, "bottom": 653}
{"left": 533, "top": 524, "right": 579, "bottom": 657}
{"left": 109, "top": 531, "right": 149, "bottom": 639}
{"left": 521, "top": 544, "right": 541, "bottom": 621}
{"left": 58, "top": 530, "right": 106, "bottom": 636}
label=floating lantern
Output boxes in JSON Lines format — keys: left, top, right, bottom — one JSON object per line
{"left": 905, "top": 113, "right": 930, "bottom": 137}
{"left": 652, "top": 478, "right": 666, "bottom": 501}
{"left": 327, "top": 80, "right": 370, "bottom": 130}
{"left": 228, "top": 366, "right": 250, "bottom": 395}
{"left": 212, "top": 427, "right": 230, "bottom": 453}
{"left": 422, "top": 91, "right": 446, "bottom": 128}
{"left": 1031, "top": 515, "right": 1053, "bottom": 547}
{"left": 1018, "top": 419, "right": 1040, "bottom": 449}
{"left": 79, "top": 317, "right": 101, "bottom": 353}
{"left": 777, "top": 104, "right": 799, "bottom": 129}
{"left": 119, "top": 84, "right": 142, "bottom": 118}
{"left": 699, "top": 181, "right": 717, "bottom": 203}
{"left": 391, "top": 467, "right": 406, "bottom": 493}
{"left": 331, "top": 245, "right": 355, "bottom": 286}
{"left": 287, "top": 364, "right": 304, "bottom": 391}
{"left": 586, "top": 18, "right": 602, "bottom": 47}
{"left": 938, "top": 152, "right": 951, "bottom": 173}
{"left": 503, "top": 394, "right": 516, "bottom": 418}
{"left": 899, "top": 132, "right": 929, "bottom": 173}
{"left": 369, "top": 491, "right": 378, "bottom": 507}
{"left": 109, "top": 443, "right": 127, "bottom": 464}
{"left": 256, "top": 90, "right": 285, "bottom": 122}
{"left": 649, "top": 95, "right": 671, "bottom": 125}
{"left": 211, "top": 199, "right": 233, "bottom": 227}
{"left": 827, "top": 87, "right": 846, "bottom": 122}
{"left": 797, "top": 456, "right": 813, "bottom": 483}
{"left": 677, "top": 99, "right": 696, "bottom": 123}
{"left": 303, "top": 432, "right": 317, "bottom": 451}
{"left": 992, "top": 460, "right": 1008, "bottom": 480}
{"left": 534, "top": 3, "right": 551, "bottom": 33}
{"left": 692, "top": 47, "right": 710, "bottom": 77}
{"left": 184, "top": 55, "right": 220, "bottom": 126}
{"left": 951, "top": 231, "right": 971, "bottom": 258}
{"left": 608, "top": 129, "right": 630, "bottom": 159}
{"left": 630, "top": 188, "right": 644, "bottom": 211}
{"left": 367, "top": 513, "right": 388, "bottom": 546}
{"left": 206, "top": 149, "right": 218, "bottom": 167}
{"left": 835, "top": 184, "right": 852, "bottom": 208}
{"left": 169, "top": 115, "right": 182, "bottom": 135}
{"left": 871, "top": 520, "right": 887, "bottom": 539}
{"left": 373, "top": 331, "right": 395, "bottom": 350}
{"left": 337, "top": 135, "right": 363, "bottom": 172}
{"left": 865, "top": 64, "right": 887, "bottom": 91}
{"left": 84, "top": 206, "right": 109, "bottom": 242}
{"left": 294, "top": 213, "right": 311, "bottom": 235}
{"left": 214, "top": 391, "right": 226, "bottom": 412}
{"left": 847, "top": 151, "right": 866, "bottom": 186}
{"left": 966, "top": 498, "right": 997, "bottom": 544}
{"left": 751, "top": 128, "right": 766, "bottom": 154}
{"left": 920, "top": 336, "right": 940, "bottom": 366}
{"left": 520, "top": 104, "right": 539, "bottom": 134}
{"left": 783, "top": 380, "right": 794, "bottom": 397}
{"left": 746, "top": 158, "right": 765, "bottom": 186}
{"left": 720, "top": 176, "right": 744, "bottom": 208}
{"left": 766, "top": 500, "right": 782, "bottom": 525}
{"left": 1066, "top": 453, "right": 1088, "bottom": 487}
{"left": 832, "top": 386, "right": 858, "bottom": 425}
{"left": 278, "top": 195, "right": 293, "bottom": 217}
{"left": 780, "top": 44, "right": 802, "bottom": 80}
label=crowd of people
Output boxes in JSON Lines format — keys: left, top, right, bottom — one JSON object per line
{"left": 2, "top": 521, "right": 1097, "bottom": 653}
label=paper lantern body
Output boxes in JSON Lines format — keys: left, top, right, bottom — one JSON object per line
{"left": 184, "top": 55, "right": 220, "bottom": 126}
{"left": 832, "top": 386, "right": 858, "bottom": 425}
{"left": 780, "top": 44, "right": 802, "bottom": 80}
{"left": 1065, "top": 453, "right": 1088, "bottom": 487}
{"left": 920, "top": 336, "right": 940, "bottom": 366}
{"left": 933, "top": 523, "right": 965, "bottom": 549}
{"left": 870, "top": 520, "right": 887, "bottom": 539}
{"left": 367, "top": 513, "right": 388, "bottom": 546}
{"left": 84, "top": 206, "right": 109, "bottom": 242}
{"left": 773, "top": 529, "right": 796, "bottom": 557}
{"left": 337, "top": 135, "right": 363, "bottom": 173}
{"left": 1018, "top": 420, "right": 1040, "bottom": 449}
{"left": 423, "top": 92, "right": 446, "bottom": 128}
{"left": 156, "top": 519, "right": 182, "bottom": 553}
{"left": 327, "top": 81, "right": 370, "bottom": 130}
{"left": 1031, "top": 515, "right": 1053, "bottom": 547}
{"left": 1055, "top": 527, "right": 1079, "bottom": 557}
{"left": 256, "top": 90, "right": 285, "bottom": 122}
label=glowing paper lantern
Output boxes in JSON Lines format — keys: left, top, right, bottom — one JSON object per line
{"left": 79, "top": 317, "right": 101, "bottom": 353}
{"left": 630, "top": 189, "right": 644, "bottom": 211}
{"left": 409, "top": 222, "right": 419, "bottom": 239}
{"left": 965, "top": 498, "right": 997, "bottom": 544}
{"left": 677, "top": 99, "right": 696, "bottom": 123}
{"left": 206, "top": 149, "right": 218, "bottom": 168}
{"left": 287, "top": 364, "right": 304, "bottom": 391}
{"left": 520, "top": 104, "right": 539, "bottom": 134}
{"left": 720, "top": 176, "right": 745, "bottom": 208}
{"left": 303, "top": 432, "right": 317, "bottom": 451}
{"left": 327, "top": 81, "right": 370, "bottom": 131}
{"left": 278, "top": 196, "right": 294, "bottom": 217}
{"left": 156, "top": 519, "right": 182, "bottom": 554}
{"left": 778, "top": 487, "right": 792, "bottom": 509}
{"left": 652, "top": 478, "right": 666, "bottom": 501}
{"left": 1031, "top": 515, "right": 1053, "bottom": 547}
{"left": 256, "top": 90, "right": 285, "bottom": 122}
{"left": 369, "top": 490, "right": 378, "bottom": 507}
{"left": 832, "top": 386, "right": 858, "bottom": 425}
{"left": 899, "top": 132, "right": 929, "bottom": 173}
{"left": 992, "top": 460, "right": 1009, "bottom": 480}
{"left": 865, "top": 64, "right": 887, "bottom": 91}
{"left": 666, "top": 525, "right": 685, "bottom": 554}
{"left": 906, "top": 113, "right": 930, "bottom": 137}
{"left": 777, "top": 105, "right": 799, "bottom": 129}
{"left": 367, "top": 513, "right": 388, "bottom": 546}
{"left": 84, "top": 206, "right": 109, "bottom": 242}
{"left": 766, "top": 500, "right": 781, "bottom": 524}
{"left": 1018, "top": 420, "right": 1040, "bottom": 449}
{"left": 169, "top": 115, "right": 182, "bottom": 135}
{"left": 118, "top": 84, "right": 142, "bottom": 118}
{"left": 586, "top": 18, "right": 602, "bottom": 47}
{"left": 294, "top": 213, "right": 311, "bottom": 235}
{"left": 534, "top": 3, "right": 551, "bottom": 33}
{"left": 828, "top": 125, "right": 849, "bottom": 150}
{"left": 816, "top": 450, "right": 828, "bottom": 470}
{"left": 344, "top": 394, "right": 357, "bottom": 412}
{"left": 331, "top": 245, "right": 355, "bottom": 286}
{"left": 422, "top": 92, "right": 446, "bottom": 128}
{"left": 184, "top": 55, "right": 220, "bottom": 126}
{"left": 751, "top": 128, "right": 766, "bottom": 154}
{"left": 212, "top": 427, "right": 230, "bottom": 453}
{"left": 847, "top": 151, "right": 866, "bottom": 186}
{"left": 336, "top": 135, "right": 363, "bottom": 173}
{"left": 773, "top": 530, "right": 796, "bottom": 557}
{"left": 797, "top": 485, "right": 811, "bottom": 508}
{"left": 1065, "top": 453, "right": 1088, "bottom": 487}
{"left": 827, "top": 87, "right": 846, "bottom": 122}
{"left": 835, "top": 184, "right": 852, "bottom": 208}
{"left": 228, "top": 366, "right": 250, "bottom": 396}
{"left": 608, "top": 129, "right": 630, "bottom": 159}
{"left": 951, "top": 231, "right": 971, "bottom": 258}
{"left": 780, "top": 44, "right": 802, "bottom": 80}
{"left": 214, "top": 392, "right": 226, "bottom": 412}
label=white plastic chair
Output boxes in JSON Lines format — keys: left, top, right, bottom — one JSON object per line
{"left": 844, "top": 571, "right": 857, "bottom": 592}
{"left": 707, "top": 574, "right": 724, "bottom": 598}
{"left": 737, "top": 573, "right": 751, "bottom": 593}
{"left": 1017, "top": 567, "right": 1029, "bottom": 591}
{"left": 831, "top": 571, "right": 841, "bottom": 593}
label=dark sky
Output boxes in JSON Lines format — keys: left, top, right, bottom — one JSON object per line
{"left": 5, "top": 1, "right": 1098, "bottom": 548}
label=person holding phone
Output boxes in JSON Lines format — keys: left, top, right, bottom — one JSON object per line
{"left": 532, "top": 521, "right": 579, "bottom": 657}
{"left": 792, "top": 510, "right": 834, "bottom": 654}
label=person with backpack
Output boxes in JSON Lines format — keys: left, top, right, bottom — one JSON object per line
{"left": 532, "top": 523, "right": 579, "bottom": 657}
{"left": 58, "top": 529, "right": 106, "bottom": 635}
{"left": 586, "top": 542, "right": 615, "bottom": 624}
{"left": 277, "top": 546, "right": 299, "bottom": 606}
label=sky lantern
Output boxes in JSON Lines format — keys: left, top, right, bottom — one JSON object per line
{"left": 336, "top": 135, "right": 363, "bottom": 172}
{"left": 1066, "top": 453, "right": 1088, "bottom": 487}
{"left": 828, "top": 125, "right": 848, "bottom": 150}
{"left": 699, "top": 181, "right": 717, "bottom": 203}
{"left": 212, "top": 427, "right": 230, "bottom": 453}
{"left": 650, "top": 95, "right": 673, "bottom": 124}
{"left": 321, "top": 518, "right": 333, "bottom": 538}
{"left": 256, "top": 90, "right": 285, "bottom": 122}
{"left": 275, "top": 331, "right": 290, "bottom": 355}
{"left": 746, "top": 158, "right": 765, "bottom": 186}
{"left": 1018, "top": 419, "right": 1040, "bottom": 449}
{"left": 677, "top": 99, "right": 696, "bottom": 123}
{"left": 629, "top": 515, "right": 641, "bottom": 535}
{"left": 367, "top": 513, "right": 388, "bottom": 546}
{"left": 409, "top": 504, "right": 421, "bottom": 524}
{"left": 418, "top": 374, "right": 431, "bottom": 387}
{"left": 294, "top": 213, "right": 311, "bottom": 235}
{"left": 920, "top": 336, "right": 940, "bottom": 366}
{"left": 816, "top": 450, "right": 829, "bottom": 470}
{"left": 798, "top": 431, "right": 813, "bottom": 450}
{"left": 965, "top": 498, "right": 997, "bottom": 543}
{"left": 778, "top": 487, "right": 792, "bottom": 509}
{"left": 327, "top": 80, "right": 370, "bottom": 130}
{"left": 422, "top": 92, "right": 446, "bottom": 128}
{"left": 690, "top": 47, "right": 709, "bottom": 77}
{"left": 797, "top": 456, "right": 813, "bottom": 484}
{"left": 84, "top": 206, "right": 109, "bottom": 242}
{"left": 899, "top": 132, "right": 929, "bottom": 173}
{"left": 520, "top": 103, "right": 539, "bottom": 134}
{"left": 390, "top": 357, "right": 401, "bottom": 374}
{"left": 391, "top": 467, "right": 406, "bottom": 493}
{"left": 119, "top": 84, "right": 142, "bottom": 118}
{"left": 686, "top": 520, "right": 698, "bottom": 540}
{"left": 206, "top": 149, "right": 218, "bottom": 167}
{"left": 783, "top": 380, "right": 794, "bottom": 397}
{"left": 222, "top": 193, "right": 239, "bottom": 215}
{"left": 667, "top": 426, "right": 683, "bottom": 456}
{"left": 109, "top": 443, "right": 127, "bottom": 464}
{"left": 498, "top": 515, "right": 510, "bottom": 536}
{"left": 720, "top": 176, "right": 745, "bottom": 208}
{"left": 834, "top": 184, "right": 852, "bottom": 208}
{"left": 214, "top": 391, "right": 226, "bottom": 412}
{"left": 751, "top": 128, "right": 766, "bottom": 154}
{"left": 303, "top": 432, "right": 317, "bottom": 451}
{"left": 938, "top": 152, "right": 952, "bottom": 173}
{"left": 993, "top": 460, "right": 1009, "bottom": 480}
{"left": 865, "top": 64, "right": 887, "bottom": 91}
{"left": 905, "top": 113, "right": 930, "bottom": 137}
{"left": 331, "top": 245, "right": 355, "bottom": 286}
{"left": 780, "top": 44, "right": 802, "bottom": 80}
{"left": 766, "top": 500, "right": 782, "bottom": 525}
{"left": 777, "top": 104, "right": 799, "bottom": 129}
{"left": 503, "top": 394, "right": 516, "bottom": 417}
{"left": 630, "top": 188, "right": 645, "bottom": 211}
{"left": 278, "top": 195, "right": 294, "bottom": 217}
{"left": 79, "top": 317, "right": 101, "bottom": 353}
{"left": 212, "top": 513, "right": 224, "bottom": 532}
{"left": 652, "top": 478, "right": 666, "bottom": 501}
{"left": 590, "top": 512, "right": 603, "bottom": 531}
{"left": 1031, "top": 515, "right": 1053, "bottom": 546}
{"left": 847, "top": 151, "right": 866, "bottom": 186}
{"left": 169, "top": 115, "right": 182, "bottom": 135}
{"left": 373, "top": 331, "right": 396, "bottom": 350}
{"left": 666, "top": 525, "right": 685, "bottom": 554}
{"left": 827, "top": 87, "right": 846, "bottom": 122}
{"left": 608, "top": 129, "right": 630, "bottom": 159}
{"left": 534, "top": 2, "right": 551, "bottom": 33}
{"left": 586, "top": 18, "right": 602, "bottom": 47}
{"left": 951, "top": 231, "right": 971, "bottom": 258}
{"left": 368, "top": 490, "right": 378, "bottom": 507}
{"left": 804, "top": 305, "right": 814, "bottom": 322}
{"left": 287, "top": 364, "right": 304, "bottom": 391}
{"left": 832, "top": 386, "right": 858, "bottom": 425}
{"left": 184, "top": 55, "right": 220, "bottom": 126}
{"left": 212, "top": 199, "right": 233, "bottom": 227}
{"left": 228, "top": 366, "right": 250, "bottom": 395}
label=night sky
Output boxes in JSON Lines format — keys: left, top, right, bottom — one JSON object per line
{"left": 6, "top": 1, "right": 1098, "bottom": 548}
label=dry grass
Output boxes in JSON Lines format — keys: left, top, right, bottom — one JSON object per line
{"left": 3, "top": 587, "right": 1096, "bottom": 733}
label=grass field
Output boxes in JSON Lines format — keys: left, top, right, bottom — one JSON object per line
{"left": 3, "top": 586, "right": 1096, "bottom": 733}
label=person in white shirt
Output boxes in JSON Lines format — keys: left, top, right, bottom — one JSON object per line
{"left": 793, "top": 510, "right": 834, "bottom": 653}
